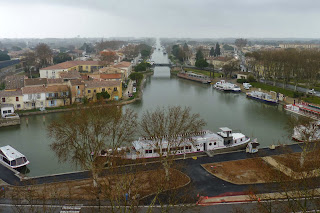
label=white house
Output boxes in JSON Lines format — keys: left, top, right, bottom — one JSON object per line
{"left": 113, "top": 61, "right": 132, "bottom": 79}
{"left": 22, "top": 86, "right": 46, "bottom": 109}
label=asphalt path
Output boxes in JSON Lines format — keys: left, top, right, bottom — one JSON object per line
{"left": 260, "top": 79, "right": 320, "bottom": 97}
{"left": 0, "top": 142, "right": 310, "bottom": 206}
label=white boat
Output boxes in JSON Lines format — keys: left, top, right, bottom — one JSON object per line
{"left": 177, "top": 71, "right": 211, "bottom": 84}
{"left": 243, "top": 83, "right": 252, "bottom": 90}
{"left": 123, "top": 127, "right": 250, "bottom": 159}
{"left": 284, "top": 102, "right": 320, "bottom": 120}
{"left": 0, "top": 145, "right": 30, "bottom": 169}
{"left": 246, "top": 91, "right": 278, "bottom": 105}
{"left": 213, "top": 80, "right": 241, "bottom": 92}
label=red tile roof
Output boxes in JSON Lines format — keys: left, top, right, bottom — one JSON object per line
{"left": 5, "top": 75, "right": 25, "bottom": 90}
{"left": 59, "top": 70, "right": 81, "bottom": 79}
{"left": 24, "top": 78, "right": 47, "bottom": 86}
{"left": 100, "top": 74, "right": 122, "bottom": 79}
{"left": 84, "top": 80, "right": 121, "bottom": 88}
{"left": 46, "top": 85, "right": 69, "bottom": 93}
{"left": 113, "top": 61, "right": 131, "bottom": 68}
{"left": 47, "top": 78, "right": 64, "bottom": 84}
{"left": 0, "top": 89, "right": 23, "bottom": 97}
{"left": 22, "top": 86, "right": 46, "bottom": 94}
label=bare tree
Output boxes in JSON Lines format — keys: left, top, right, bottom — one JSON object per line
{"left": 47, "top": 105, "right": 138, "bottom": 188}
{"left": 35, "top": 43, "right": 53, "bottom": 69}
{"left": 139, "top": 106, "right": 206, "bottom": 181}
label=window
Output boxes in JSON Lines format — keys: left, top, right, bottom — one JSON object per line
{"left": 37, "top": 94, "right": 41, "bottom": 99}
{"left": 145, "top": 150, "right": 152, "bottom": 154}
{"left": 28, "top": 94, "right": 32, "bottom": 100}
{"left": 88, "top": 90, "right": 91, "bottom": 93}
{"left": 241, "top": 138, "right": 243, "bottom": 141}
{"left": 94, "top": 90, "right": 96, "bottom": 93}
{"left": 114, "top": 87, "right": 117, "bottom": 91}
{"left": 77, "top": 86, "right": 80, "bottom": 89}
{"left": 17, "top": 104, "right": 21, "bottom": 108}
{"left": 50, "top": 100, "right": 55, "bottom": 105}
{"left": 209, "top": 143, "right": 212, "bottom": 146}
{"left": 3, "top": 157, "right": 10, "bottom": 165}
{"left": 77, "top": 90, "right": 80, "bottom": 95}
{"left": 16, "top": 97, "right": 19, "bottom": 101}
{"left": 102, "top": 88, "right": 105, "bottom": 92}
{"left": 54, "top": 93, "right": 58, "bottom": 98}
{"left": 214, "top": 142, "right": 217, "bottom": 145}
{"left": 3, "top": 110, "right": 7, "bottom": 114}
{"left": 8, "top": 110, "right": 11, "bottom": 113}
{"left": 86, "top": 66, "right": 88, "bottom": 70}
{"left": 1, "top": 98, "right": 5, "bottom": 102}
{"left": 32, "top": 103, "right": 35, "bottom": 107}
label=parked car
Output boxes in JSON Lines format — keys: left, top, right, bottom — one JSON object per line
{"left": 307, "top": 89, "right": 316, "bottom": 95}
{"left": 133, "top": 87, "right": 136, "bottom": 93}
{"left": 128, "top": 93, "right": 133, "bottom": 98}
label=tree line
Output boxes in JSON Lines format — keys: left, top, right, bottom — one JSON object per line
{"left": 245, "top": 49, "right": 320, "bottom": 90}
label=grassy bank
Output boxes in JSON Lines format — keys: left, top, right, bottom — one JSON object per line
{"left": 251, "top": 82, "right": 320, "bottom": 105}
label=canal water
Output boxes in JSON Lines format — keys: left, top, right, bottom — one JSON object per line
{"left": 0, "top": 40, "right": 292, "bottom": 177}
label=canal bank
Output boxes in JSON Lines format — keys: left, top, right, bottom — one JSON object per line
{"left": 0, "top": 40, "right": 293, "bottom": 177}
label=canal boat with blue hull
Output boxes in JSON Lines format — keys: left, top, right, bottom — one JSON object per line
{"left": 246, "top": 91, "right": 279, "bottom": 105}
{"left": 123, "top": 127, "right": 250, "bottom": 159}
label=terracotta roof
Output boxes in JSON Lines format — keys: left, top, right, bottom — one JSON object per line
{"left": 100, "top": 74, "right": 122, "bottom": 79}
{"left": 46, "top": 85, "right": 69, "bottom": 93}
{"left": 59, "top": 70, "right": 81, "bottom": 79}
{"left": 113, "top": 61, "right": 131, "bottom": 68}
{"left": 24, "top": 78, "right": 47, "bottom": 86}
{"left": 84, "top": 80, "right": 121, "bottom": 88}
{"left": 5, "top": 75, "right": 25, "bottom": 90}
{"left": 70, "top": 79, "right": 85, "bottom": 86}
{"left": 40, "top": 61, "right": 101, "bottom": 71}
{"left": 47, "top": 78, "right": 64, "bottom": 84}
{"left": 99, "top": 67, "right": 123, "bottom": 73}
{"left": 22, "top": 86, "right": 46, "bottom": 94}
{"left": 0, "top": 89, "right": 23, "bottom": 97}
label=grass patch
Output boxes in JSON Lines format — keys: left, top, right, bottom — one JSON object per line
{"left": 302, "top": 96, "right": 320, "bottom": 105}
{"left": 251, "top": 82, "right": 302, "bottom": 98}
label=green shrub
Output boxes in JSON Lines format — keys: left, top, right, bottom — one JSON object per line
{"left": 248, "top": 75, "right": 256, "bottom": 82}
{"left": 237, "top": 79, "right": 248, "bottom": 83}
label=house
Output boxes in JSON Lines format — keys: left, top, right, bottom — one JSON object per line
{"left": 237, "top": 72, "right": 251, "bottom": 80}
{"left": 22, "top": 86, "right": 46, "bottom": 109}
{"left": 84, "top": 80, "right": 122, "bottom": 101}
{"left": 45, "top": 85, "right": 70, "bottom": 107}
{"left": 68, "top": 79, "right": 85, "bottom": 104}
{"left": 4, "top": 75, "right": 25, "bottom": 91}
{"left": 209, "top": 57, "right": 231, "bottom": 68}
{"left": 113, "top": 61, "right": 132, "bottom": 79}
{"left": 39, "top": 61, "right": 103, "bottom": 79}
{"left": 0, "top": 90, "right": 24, "bottom": 110}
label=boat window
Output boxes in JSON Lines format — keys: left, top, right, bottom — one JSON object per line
{"left": 11, "top": 160, "right": 17, "bottom": 166}
{"left": 3, "top": 157, "right": 10, "bottom": 165}
{"left": 209, "top": 143, "right": 212, "bottom": 146}
{"left": 145, "top": 150, "right": 152, "bottom": 154}
{"left": 214, "top": 142, "right": 217, "bottom": 145}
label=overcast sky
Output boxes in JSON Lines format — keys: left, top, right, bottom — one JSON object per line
{"left": 0, "top": 0, "right": 319, "bottom": 38}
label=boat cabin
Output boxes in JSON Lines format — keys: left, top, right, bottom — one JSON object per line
{"left": 0, "top": 104, "right": 15, "bottom": 118}
{"left": 0, "top": 145, "right": 30, "bottom": 169}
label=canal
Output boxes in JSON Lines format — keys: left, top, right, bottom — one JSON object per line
{"left": 0, "top": 39, "right": 292, "bottom": 177}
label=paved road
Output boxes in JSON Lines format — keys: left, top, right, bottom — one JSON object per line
{"left": 0, "top": 142, "right": 309, "bottom": 206}
{"left": 260, "top": 79, "right": 320, "bottom": 97}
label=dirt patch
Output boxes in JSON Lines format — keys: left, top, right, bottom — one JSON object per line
{"left": 3, "top": 168, "right": 189, "bottom": 202}
{"left": 271, "top": 150, "right": 320, "bottom": 173}
{"left": 202, "top": 157, "right": 288, "bottom": 184}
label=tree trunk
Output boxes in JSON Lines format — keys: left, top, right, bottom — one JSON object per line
{"left": 163, "top": 161, "right": 170, "bottom": 182}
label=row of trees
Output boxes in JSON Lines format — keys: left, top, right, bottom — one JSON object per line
{"left": 245, "top": 49, "right": 320, "bottom": 90}
{"left": 45, "top": 105, "right": 204, "bottom": 211}
{"left": 209, "top": 43, "right": 221, "bottom": 57}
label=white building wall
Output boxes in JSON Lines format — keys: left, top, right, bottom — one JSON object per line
{"left": 39, "top": 69, "right": 65, "bottom": 79}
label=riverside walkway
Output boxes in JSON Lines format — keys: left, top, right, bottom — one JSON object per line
{"left": 1, "top": 143, "right": 303, "bottom": 191}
